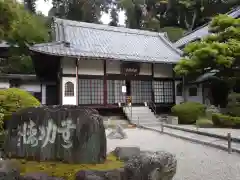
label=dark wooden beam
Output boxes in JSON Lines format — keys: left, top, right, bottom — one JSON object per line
{"left": 103, "top": 60, "right": 107, "bottom": 105}
{"left": 76, "top": 59, "right": 79, "bottom": 105}
{"left": 172, "top": 64, "right": 176, "bottom": 104}
{"left": 151, "top": 63, "right": 155, "bottom": 103}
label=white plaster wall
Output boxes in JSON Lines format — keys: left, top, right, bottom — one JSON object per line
{"left": 62, "top": 77, "right": 77, "bottom": 105}
{"left": 62, "top": 57, "right": 104, "bottom": 75}
{"left": 175, "top": 81, "right": 203, "bottom": 104}
{"left": 41, "top": 84, "right": 46, "bottom": 105}
{"left": 78, "top": 59, "right": 104, "bottom": 75}
{"left": 106, "top": 60, "right": 120, "bottom": 74}
{"left": 0, "top": 81, "right": 10, "bottom": 89}
{"left": 61, "top": 57, "right": 76, "bottom": 74}
{"left": 154, "top": 64, "right": 173, "bottom": 78}
{"left": 140, "top": 63, "right": 151, "bottom": 75}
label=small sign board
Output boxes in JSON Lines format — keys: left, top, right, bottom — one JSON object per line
{"left": 122, "top": 86, "right": 126, "bottom": 93}
{"left": 121, "top": 62, "right": 140, "bottom": 75}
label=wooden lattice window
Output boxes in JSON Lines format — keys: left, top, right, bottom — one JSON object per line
{"left": 64, "top": 81, "right": 74, "bottom": 97}
{"left": 154, "top": 80, "right": 174, "bottom": 103}
{"left": 78, "top": 79, "right": 104, "bottom": 105}
{"left": 107, "top": 80, "right": 125, "bottom": 104}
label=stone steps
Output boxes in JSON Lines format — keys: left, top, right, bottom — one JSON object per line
{"left": 123, "top": 106, "right": 160, "bottom": 126}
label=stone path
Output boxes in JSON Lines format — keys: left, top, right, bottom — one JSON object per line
{"left": 106, "top": 128, "right": 240, "bottom": 180}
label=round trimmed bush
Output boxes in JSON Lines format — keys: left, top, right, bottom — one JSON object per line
{"left": 0, "top": 88, "right": 40, "bottom": 121}
{"left": 171, "top": 102, "right": 206, "bottom": 124}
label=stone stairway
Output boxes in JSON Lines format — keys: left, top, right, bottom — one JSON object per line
{"left": 123, "top": 106, "right": 161, "bottom": 127}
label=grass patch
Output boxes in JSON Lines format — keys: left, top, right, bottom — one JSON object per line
{"left": 196, "top": 118, "right": 214, "bottom": 128}
{"left": 15, "top": 154, "right": 123, "bottom": 180}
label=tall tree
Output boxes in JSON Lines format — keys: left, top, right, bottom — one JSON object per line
{"left": 109, "top": 7, "right": 119, "bottom": 26}
{"left": 118, "top": 0, "right": 239, "bottom": 31}
{"left": 50, "top": 0, "right": 113, "bottom": 23}
{"left": 117, "top": 0, "right": 145, "bottom": 29}
{"left": 23, "top": 0, "right": 36, "bottom": 13}
{"left": 0, "top": 0, "right": 49, "bottom": 74}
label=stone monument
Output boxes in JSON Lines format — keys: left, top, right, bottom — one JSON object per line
{"left": 4, "top": 105, "right": 106, "bottom": 164}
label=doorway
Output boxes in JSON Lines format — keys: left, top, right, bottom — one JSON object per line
{"left": 46, "top": 85, "right": 58, "bottom": 105}
{"left": 126, "top": 80, "right": 131, "bottom": 96}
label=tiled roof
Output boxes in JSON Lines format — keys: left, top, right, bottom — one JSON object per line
{"left": 174, "top": 6, "right": 240, "bottom": 48}
{"left": 30, "top": 18, "right": 181, "bottom": 64}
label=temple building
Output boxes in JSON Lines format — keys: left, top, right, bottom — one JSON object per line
{"left": 29, "top": 17, "right": 184, "bottom": 111}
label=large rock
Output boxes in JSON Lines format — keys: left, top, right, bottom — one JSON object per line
{"left": 113, "top": 147, "right": 140, "bottom": 161}
{"left": 4, "top": 105, "right": 106, "bottom": 164}
{"left": 107, "top": 125, "right": 127, "bottom": 139}
{"left": 75, "top": 168, "right": 124, "bottom": 180}
{"left": 124, "top": 151, "right": 177, "bottom": 180}
{"left": 0, "top": 160, "right": 21, "bottom": 180}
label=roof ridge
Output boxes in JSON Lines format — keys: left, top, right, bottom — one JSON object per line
{"left": 158, "top": 33, "right": 183, "bottom": 55}
{"left": 54, "top": 17, "right": 164, "bottom": 37}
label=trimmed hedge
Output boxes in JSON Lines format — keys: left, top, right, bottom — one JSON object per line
{"left": 171, "top": 102, "right": 206, "bottom": 124}
{"left": 212, "top": 113, "right": 240, "bottom": 128}
{"left": 196, "top": 118, "right": 213, "bottom": 128}
{"left": 0, "top": 88, "right": 40, "bottom": 121}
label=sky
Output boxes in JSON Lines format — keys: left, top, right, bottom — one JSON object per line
{"left": 35, "top": 0, "right": 126, "bottom": 25}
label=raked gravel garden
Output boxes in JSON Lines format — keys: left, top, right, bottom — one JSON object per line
{"left": 106, "top": 128, "right": 240, "bottom": 180}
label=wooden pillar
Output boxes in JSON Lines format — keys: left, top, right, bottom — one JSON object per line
{"left": 151, "top": 63, "right": 155, "bottom": 103}
{"left": 76, "top": 58, "right": 79, "bottom": 105}
{"left": 182, "top": 76, "right": 187, "bottom": 102}
{"left": 103, "top": 60, "right": 107, "bottom": 106}
{"left": 172, "top": 64, "right": 176, "bottom": 104}
{"left": 58, "top": 66, "right": 63, "bottom": 105}
{"left": 40, "top": 83, "right": 43, "bottom": 104}
{"left": 202, "top": 84, "right": 205, "bottom": 104}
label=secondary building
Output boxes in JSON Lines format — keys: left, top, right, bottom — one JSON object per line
{"left": 174, "top": 6, "right": 240, "bottom": 107}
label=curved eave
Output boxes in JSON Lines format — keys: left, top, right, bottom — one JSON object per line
{"left": 29, "top": 42, "right": 181, "bottom": 64}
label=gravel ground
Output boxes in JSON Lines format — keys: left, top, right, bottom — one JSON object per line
{"left": 106, "top": 128, "right": 240, "bottom": 180}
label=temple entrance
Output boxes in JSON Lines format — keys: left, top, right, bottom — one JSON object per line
{"left": 126, "top": 80, "right": 131, "bottom": 96}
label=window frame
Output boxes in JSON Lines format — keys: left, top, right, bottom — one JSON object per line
{"left": 64, "top": 81, "right": 74, "bottom": 97}
{"left": 153, "top": 80, "right": 174, "bottom": 104}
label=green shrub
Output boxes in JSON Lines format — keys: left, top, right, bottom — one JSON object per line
{"left": 171, "top": 102, "right": 206, "bottom": 124}
{"left": 0, "top": 88, "right": 40, "bottom": 121}
{"left": 196, "top": 118, "right": 213, "bottom": 128}
{"left": 212, "top": 113, "right": 221, "bottom": 126}
{"left": 226, "top": 93, "right": 240, "bottom": 117}
{"left": 212, "top": 113, "right": 240, "bottom": 128}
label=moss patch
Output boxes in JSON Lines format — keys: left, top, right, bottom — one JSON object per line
{"left": 17, "top": 154, "right": 123, "bottom": 180}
